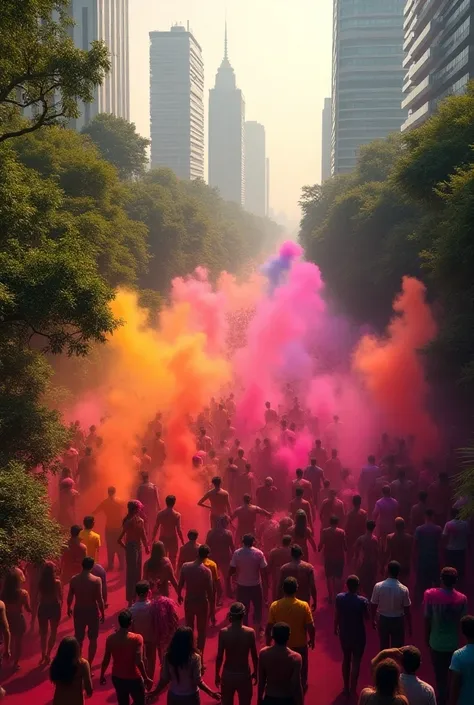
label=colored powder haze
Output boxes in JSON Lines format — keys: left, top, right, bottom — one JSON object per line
{"left": 66, "top": 242, "right": 440, "bottom": 523}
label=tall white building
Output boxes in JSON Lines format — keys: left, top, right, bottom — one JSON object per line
{"left": 244, "top": 121, "right": 266, "bottom": 217}
{"left": 68, "top": 0, "right": 130, "bottom": 130}
{"left": 209, "top": 25, "right": 245, "bottom": 205}
{"left": 321, "top": 97, "right": 332, "bottom": 182}
{"left": 149, "top": 25, "right": 205, "bottom": 180}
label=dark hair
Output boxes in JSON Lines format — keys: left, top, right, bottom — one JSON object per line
{"left": 212, "top": 476, "right": 221, "bottom": 487}
{"left": 108, "top": 486, "right": 116, "bottom": 496}
{"left": 83, "top": 515, "right": 94, "bottom": 530}
{"left": 166, "top": 626, "right": 196, "bottom": 681}
{"left": 296, "top": 468, "right": 303, "bottom": 477}
{"left": 70, "top": 524, "right": 81, "bottom": 538}
{"left": 295, "top": 487, "right": 304, "bottom": 497}
{"left": 282, "top": 535, "right": 292, "bottom": 547}
{"left": 367, "top": 520, "right": 376, "bottom": 532}
{"left": 382, "top": 485, "right": 391, "bottom": 496}
{"left": 346, "top": 575, "right": 359, "bottom": 593}
{"left": 243, "top": 534, "right": 255, "bottom": 547}
{"left": 50, "top": 636, "right": 80, "bottom": 684}
{"left": 166, "top": 495, "right": 176, "bottom": 507}
{"left": 1, "top": 570, "right": 22, "bottom": 603}
{"left": 243, "top": 494, "right": 251, "bottom": 504}
{"left": 330, "top": 515, "right": 339, "bottom": 526}
{"left": 352, "top": 494, "right": 362, "bottom": 507}
{"left": 368, "top": 455, "right": 376, "bottom": 464}
{"left": 198, "top": 544, "right": 210, "bottom": 559}
{"left": 418, "top": 491, "right": 427, "bottom": 502}
{"left": 441, "top": 566, "right": 458, "bottom": 588}
{"left": 118, "top": 609, "right": 132, "bottom": 628}
{"left": 461, "top": 615, "right": 474, "bottom": 640}
{"left": 374, "top": 659, "right": 401, "bottom": 697}
{"left": 135, "top": 581, "right": 150, "bottom": 597}
{"left": 323, "top": 479, "right": 330, "bottom": 488}
{"left": 187, "top": 529, "right": 199, "bottom": 541}
{"left": 147, "top": 541, "right": 166, "bottom": 570}
{"left": 272, "top": 622, "right": 290, "bottom": 646}
{"left": 38, "top": 561, "right": 57, "bottom": 597}
{"left": 425, "top": 508, "right": 434, "bottom": 518}
{"left": 387, "top": 561, "right": 400, "bottom": 579}
{"left": 395, "top": 517, "right": 405, "bottom": 530}
{"left": 282, "top": 577, "right": 298, "bottom": 596}
{"left": 294, "top": 511, "right": 307, "bottom": 537}
{"left": 401, "top": 646, "right": 421, "bottom": 674}
{"left": 82, "top": 557, "right": 94, "bottom": 571}
{"left": 291, "top": 544, "right": 303, "bottom": 559}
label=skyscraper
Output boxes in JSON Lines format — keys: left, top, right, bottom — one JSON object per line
{"left": 209, "top": 25, "right": 245, "bottom": 205}
{"left": 149, "top": 25, "right": 204, "bottom": 179}
{"left": 402, "top": 0, "right": 474, "bottom": 132}
{"left": 68, "top": 0, "right": 130, "bottom": 130}
{"left": 321, "top": 97, "right": 332, "bottom": 182}
{"left": 244, "top": 121, "right": 266, "bottom": 217}
{"left": 331, "top": 0, "right": 406, "bottom": 175}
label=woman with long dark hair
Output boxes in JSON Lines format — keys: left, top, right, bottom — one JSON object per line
{"left": 358, "top": 659, "right": 408, "bottom": 705}
{"left": 118, "top": 500, "right": 149, "bottom": 606}
{"left": 149, "top": 626, "right": 220, "bottom": 705}
{"left": 38, "top": 561, "right": 63, "bottom": 665}
{"left": 1, "top": 569, "right": 31, "bottom": 670}
{"left": 143, "top": 541, "right": 178, "bottom": 598}
{"left": 290, "top": 510, "right": 317, "bottom": 561}
{"left": 50, "top": 636, "right": 92, "bottom": 704}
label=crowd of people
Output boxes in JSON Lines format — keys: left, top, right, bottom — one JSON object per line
{"left": 0, "top": 393, "right": 473, "bottom": 705}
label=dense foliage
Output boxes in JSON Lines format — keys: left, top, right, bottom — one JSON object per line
{"left": 82, "top": 113, "right": 150, "bottom": 180}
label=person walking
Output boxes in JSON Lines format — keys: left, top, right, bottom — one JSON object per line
{"left": 229, "top": 534, "right": 268, "bottom": 637}
{"left": 92, "top": 486, "right": 126, "bottom": 571}
{"left": 67, "top": 557, "right": 105, "bottom": 668}
{"left": 371, "top": 646, "right": 436, "bottom": 705}
{"left": 1, "top": 569, "right": 31, "bottom": 670}
{"left": 100, "top": 609, "right": 152, "bottom": 705}
{"left": 143, "top": 541, "right": 179, "bottom": 598}
{"left": 118, "top": 500, "right": 150, "bottom": 607}
{"left": 257, "top": 623, "right": 303, "bottom": 705}
{"left": 215, "top": 602, "right": 258, "bottom": 705}
{"left": 50, "top": 636, "right": 93, "bottom": 705}
{"left": 266, "top": 577, "right": 315, "bottom": 693}
{"left": 178, "top": 545, "right": 215, "bottom": 658}
{"left": 358, "top": 658, "right": 408, "bottom": 705}
{"left": 371, "top": 561, "right": 412, "bottom": 650}
{"left": 37, "top": 561, "right": 62, "bottom": 665}
{"left": 424, "top": 567, "right": 468, "bottom": 705}
{"left": 318, "top": 515, "right": 347, "bottom": 604}
{"left": 278, "top": 544, "right": 317, "bottom": 610}
{"left": 413, "top": 510, "right": 442, "bottom": 606}
{"left": 449, "top": 615, "right": 474, "bottom": 705}
{"left": 442, "top": 509, "right": 470, "bottom": 588}
{"left": 79, "top": 515, "right": 101, "bottom": 562}
{"left": 335, "top": 575, "right": 369, "bottom": 697}
{"left": 60, "top": 526, "right": 87, "bottom": 586}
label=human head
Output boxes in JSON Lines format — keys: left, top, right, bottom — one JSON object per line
{"left": 165, "top": 495, "right": 176, "bottom": 508}
{"left": 367, "top": 520, "right": 376, "bottom": 533}
{"left": 295, "top": 487, "right": 304, "bottom": 499}
{"left": 418, "top": 490, "right": 428, "bottom": 503}
{"left": 329, "top": 489, "right": 337, "bottom": 500}
{"left": 331, "top": 449, "right": 338, "bottom": 459}
{"left": 127, "top": 500, "right": 140, "bottom": 516}
{"left": 228, "top": 602, "right": 246, "bottom": 623}
{"left": 461, "top": 615, "right": 474, "bottom": 643}
{"left": 141, "top": 446, "right": 147, "bottom": 455}
{"left": 242, "top": 534, "right": 255, "bottom": 548}
{"left": 291, "top": 544, "right": 303, "bottom": 561}
{"left": 135, "top": 581, "right": 150, "bottom": 598}
{"left": 368, "top": 455, "right": 376, "bottom": 465}
{"left": 83, "top": 515, "right": 94, "bottom": 530}
{"left": 85, "top": 446, "right": 92, "bottom": 457}
{"left": 282, "top": 576, "right": 298, "bottom": 596}
{"left": 70, "top": 524, "right": 81, "bottom": 538}
{"left": 212, "top": 476, "right": 222, "bottom": 488}
{"left": 395, "top": 517, "right": 405, "bottom": 532}
{"left": 295, "top": 468, "right": 303, "bottom": 479}
{"left": 108, "top": 486, "right": 116, "bottom": 497}
{"left": 310, "top": 458, "right": 317, "bottom": 466}
{"left": 199, "top": 428, "right": 206, "bottom": 437}
{"left": 397, "top": 468, "right": 406, "bottom": 480}
{"left": 387, "top": 560, "right": 400, "bottom": 579}
{"left": 282, "top": 535, "right": 292, "bottom": 547}
{"left": 401, "top": 646, "right": 421, "bottom": 675}
{"left": 265, "top": 476, "right": 273, "bottom": 487}
{"left": 374, "top": 659, "right": 401, "bottom": 697}
{"left": 82, "top": 557, "right": 94, "bottom": 572}
{"left": 330, "top": 515, "right": 339, "bottom": 527}
{"left": 272, "top": 623, "right": 290, "bottom": 646}
{"left": 346, "top": 575, "right": 360, "bottom": 594}
{"left": 295, "top": 509, "right": 307, "bottom": 528}
{"left": 382, "top": 485, "right": 391, "bottom": 497}
{"left": 198, "top": 544, "right": 210, "bottom": 560}
{"left": 187, "top": 529, "right": 198, "bottom": 542}
{"left": 425, "top": 508, "right": 434, "bottom": 522}
{"left": 118, "top": 609, "right": 132, "bottom": 629}
{"left": 352, "top": 494, "right": 362, "bottom": 509}
{"left": 50, "top": 637, "right": 81, "bottom": 683}
{"left": 167, "top": 626, "right": 195, "bottom": 668}
{"left": 440, "top": 566, "right": 458, "bottom": 589}
{"left": 245, "top": 463, "right": 251, "bottom": 473}
{"left": 237, "top": 448, "right": 244, "bottom": 458}
{"left": 316, "top": 439, "right": 322, "bottom": 448}
{"left": 150, "top": 541, "right": 166, "bottom": 563}
{"left": 89, "top": 425, "right": 96, "bottom": 433}
{"left": 243, "top": 494, "right": 251, "bottom": 505}
{"left": 141, "top": 471, "right": 149, "bottom": 483}
{"left": 323, "top": 479, "right": 330, "bottom": 489}
{"left": 265, "top": 401, "right": 271, "bottom": 409}
{"left": 334, "top": 415, "right": 339, "bottom": 423}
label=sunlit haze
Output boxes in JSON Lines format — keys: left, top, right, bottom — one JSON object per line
{"left": 130, "top": 0, "right": 333, "bottom": 224}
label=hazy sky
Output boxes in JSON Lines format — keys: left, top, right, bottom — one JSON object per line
{"left": 130, "top": 0, "right": 333, "bottom": 223}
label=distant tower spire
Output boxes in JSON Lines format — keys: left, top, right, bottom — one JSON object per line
{"left": 224, "top": 19, "right": 228, "bottom": 60}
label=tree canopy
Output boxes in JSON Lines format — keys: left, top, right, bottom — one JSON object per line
{"left": 82, "top": 113, "right": 150, "bottom": 180}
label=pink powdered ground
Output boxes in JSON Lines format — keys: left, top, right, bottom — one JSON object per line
{"left": 2, "top": 552, "right": 437, "bottom": 705}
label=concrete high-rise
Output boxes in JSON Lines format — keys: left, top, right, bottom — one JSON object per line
{"left": 68, "top": 0, "right": 130, "bottom": 130}
{"left": 321, "top": 97, "right": 332, "bottom": 182}
{"left": 149, "top": 25, "right": 204, "bottom": 179}
{"left": 244, "top": 121, "right": 266, "bottom": 217}
{"left": 331, "top": 0, "right": 406, "bottom": 175}
{"left": 209, "top": 25, "right": 245, "bottom": 205}
{"left": 402, "top": 0, "right": 474, "bottom": 132}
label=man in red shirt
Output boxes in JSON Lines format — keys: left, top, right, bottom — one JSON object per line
{"left": 100, "top": 609, "right": 152, "bottom": 703}
{"left": 318, "top": 516, "right": 347, "bottom": 604}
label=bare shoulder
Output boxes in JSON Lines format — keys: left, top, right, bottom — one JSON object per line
{"left": 288, "top": 648, "right": 302, "bottom": 663}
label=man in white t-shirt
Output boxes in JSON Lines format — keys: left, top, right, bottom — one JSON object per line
{"left": 371, "top": 645, "right": 436, "bottom": 705}
{"left": 229, "top": 534, "right": 267, "bottom": 635}
{"left": 371, "top": 560, "right": 412, "bottom": 651}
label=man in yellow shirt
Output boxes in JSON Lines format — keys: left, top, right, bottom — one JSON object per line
{"left": 92, "top": 486, "right": 126, "bottom": 570}
{"left": 266, "top": 576, "right": 315, "bottom": 692}
{"left": 79, "top": 515, "right": 101, "bottom": 562}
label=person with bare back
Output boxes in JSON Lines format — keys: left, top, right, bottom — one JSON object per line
{"left": 215, "top": 602, "right": 258, "bottom": 705}
{"left": 198, "top": 476, "right": 232, "bottom": 528}
{"left": 231, "top": 495, "right": 272, "bottom": 540}
{"left": 67, "top": 557, "right": 105, "bottom": 667}
{"left": 178, "top": 545, "right": 215, "bottom": 658}
{"left": 152, "top": 495, "right": 184, "bottom": 569}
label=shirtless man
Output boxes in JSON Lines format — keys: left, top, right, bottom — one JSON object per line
{"left": 0, "top": 599, "right": 11, "bottom": 671}
{"left": 267, "top": 535, "right": 292, "bottom": 602}
{"left": 215, "top": 603, "right": 258, "bottom": 705}
{"left": 386, "top": 517, "right": 413, "bottom": 585}
{"left": 67, "top": 557, "right": 105, "bottom": 666}
{"left": 289, "top": 488, "right": 314, "bottom": 526}
{"left": 152, "top": 495, "right": 184, "bottom": 568}
{"left": 256, "top": 477, "right": 278, "bottom": 514}
{"left": 291, "top": 469, "right": 314, "bottom": 505}
{"left": 278, "top": 545, "right": 317, "bottom": 610}
{"left": 178, "top": 546, "right": 215, "bottom": 657}
{"left": 257, "top": 623, "right": 303, "bottom": 705}
{"left": 177, "top": 529, "right": 200, "bottom": 574}
{"left": 354, "top": 520, "right": 379, "bottom": 598}
{"left": 198, "top": 476, "right": 232, "bottom": 528}
{"left": 206, "top": 517, "right": 235, "bottom": 599}
{"left": 232, "top": 495, "right": 272, "bottom": 540}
